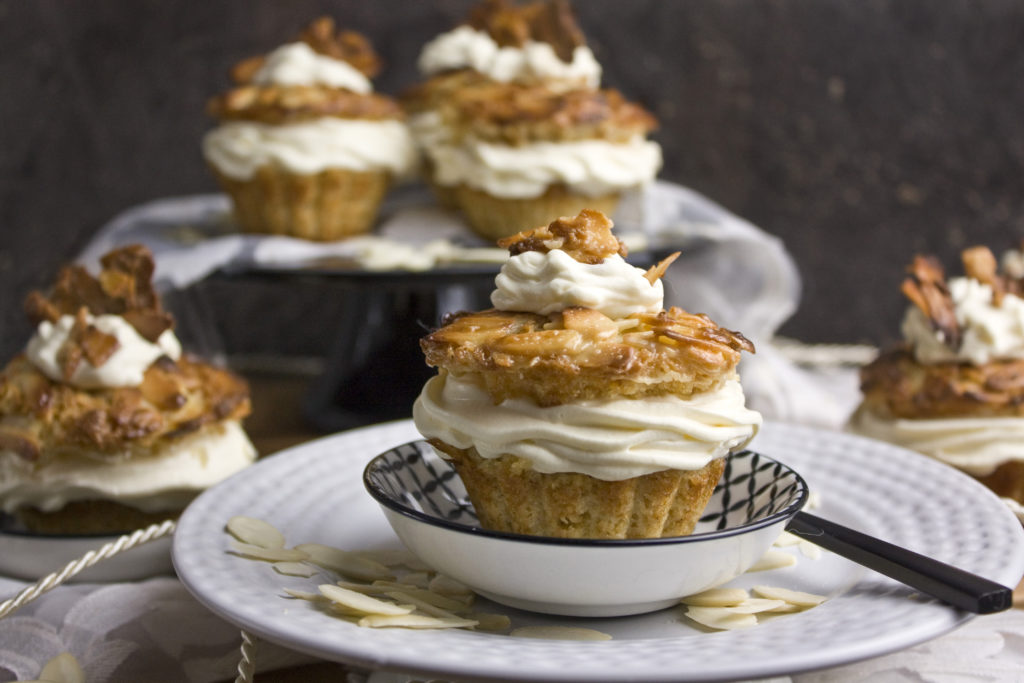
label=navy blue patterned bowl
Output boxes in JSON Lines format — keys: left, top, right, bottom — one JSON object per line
{"left": 364, "top": 441, "right": 807, "bottom": 617}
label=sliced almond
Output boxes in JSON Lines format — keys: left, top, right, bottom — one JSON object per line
{"left": 226, "top": 515, "right": 286, "bottom": 549}
{"left": 685, "top": 606, "right": 757, "bottom": 631}
{"left": 371, "top": 582, "right": 471, "bottom": 610}
{"left": 228, "top": 540, "right": 309, "bottom": 563}
{"left": 37, "top": 652, "right": 86, "bottom": 683}
{"left": 398, "top": 572, "right": 432, "bottom": 589}
{"left": 752, "top": 585, "right": 828, "bottom": 607}
{"left": 335, "top": 581, "right": 389, "bottom": 596}
{"left": 282, "top": 588, "right": 325, "bottom": 602}
{"left": 273, "top": 562, "right": 318, "bottom": 578}
{"left": 680, "top": 587, "right": 749, "bottom": 607}
{"left": 384, "top": 590, "right": 463, "bottom": 619}
{"left": 510, "top": 626, "right": 612, "bottom": 641}
{"left": 773, "top": 531, "right": 801, "bottom": 547}
{"left": 318, "top": 584, "right": 414, "bottom": 616}
{"left": 356, "top": 548, "right": 428, "bottom": 569}
{"left": 428, "top": 574, "right": 474, "bottom": 598}
{"left": 358, "top": 614, "right": 478, "bottom": 629}
{"left": 719, "top": 598, "right": 788, "bottom": 614}
{"left": 746, "top": 549, "right": 797, "bottom": 572}
{"left": 296, "top": 543, "right": 394, "bottom": 581}
{"left": 799, "top": 541, "right": 823, "bottom": 560}
{"left": 466, "top": 612, "right": 512, "bottom": 632}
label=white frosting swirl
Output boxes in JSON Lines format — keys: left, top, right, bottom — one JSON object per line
{"left": 251, "top": 42, "right": 372, "bottom": 93}
{"left": 0, "top": 421, "right": 256, "bottom": 513}
{"left": 902, "top": 277, "right": 1024, "bottom": 365}
{"left": 203, "top": 119, "right": 417, "bottom": 180}
{"left": 414, "top": 373, "right": 761, "bottom": 481}
{"left": 850, "top": 408, "right": 1024, "bottom": 476}
{"left": 418, "top": 25, "right": 601, "bottom": 90}
{"left": 26, "top": 314, "right": 181, "bottom": 389}
{"left": 492, "top": 250, "right": 662, "bottom": 317}
{"left": 416, "top": 123, "right": 662, "bottom": 199}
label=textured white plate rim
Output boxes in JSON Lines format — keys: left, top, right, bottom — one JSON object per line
{"left": 173, "top": 420, "right": 1024, "bottom": 682}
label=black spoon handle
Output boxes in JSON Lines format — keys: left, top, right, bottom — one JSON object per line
{"left": 786, "top": 511, "right": 1013, "bottom": 614}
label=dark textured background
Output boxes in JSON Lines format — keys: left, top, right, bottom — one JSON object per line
{"left": 4, "top": 0, "right": 1024, "bottom": 362}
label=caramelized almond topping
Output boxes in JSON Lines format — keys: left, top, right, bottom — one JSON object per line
{"left": 644, "top": 252, "right": 680, "bottom": 284}
{"left": 466, "top": 0, "right": 585, "bottom": 61}
{"left": 498, "top": 209, "right": 626, "bottom": 263}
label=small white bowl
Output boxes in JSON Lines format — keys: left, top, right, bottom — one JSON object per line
{"left": 363, "top": 442, "right": 808, "bottom": 617}
{"left": 0, "top": 521, "right": 174, "bottom": 583}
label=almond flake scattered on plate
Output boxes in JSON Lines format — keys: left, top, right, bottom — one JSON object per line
{"left": 510, "top": 626, "right": 613, "bottom": 641}
{"left": 226, "top": 515, "right": 286, "bottom": 549}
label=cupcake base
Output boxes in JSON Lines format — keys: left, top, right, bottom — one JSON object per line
{"left": 15, "top": 500, "right": 183, "bottom": 536}
{"left": 212, "top": 165, "right": 390, "bottom": 241}
{"left": 453, "top": 184, "right": 620, "bottom": 243}
{"left": 432, "top": 440, "right": 725, "bottom": 539}
{"left": 975, "top": 460, "right": 1024, "bottom": 504}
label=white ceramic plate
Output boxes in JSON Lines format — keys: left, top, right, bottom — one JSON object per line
{"left": 173, "top": 421, "right": 1024, "bottom": 682}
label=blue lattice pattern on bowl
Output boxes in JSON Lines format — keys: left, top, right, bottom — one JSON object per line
{"left": 363, "top": 441, "right": 807, "bottom": 616}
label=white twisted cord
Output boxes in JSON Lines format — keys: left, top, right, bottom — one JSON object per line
{"left": 235, "top": 630, "right": 257, "bottom": 683}
{"left": 0, "top": 518, "right": 177, "bottom": 619}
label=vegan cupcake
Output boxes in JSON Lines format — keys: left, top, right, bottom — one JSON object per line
{"left": 412, "top": 209, "right": 761, "bottom": 539}
{"left": 851, "top": 246, "right": 1024, "bottom": 504}
{"left": 203, "top": 17, "right": 417, "bottom": 241}
{"left": 405, "top": 0, "right": 662, "bottom": 240}
{"left": 0, "top": 246, "right": 256, "bottom": 534}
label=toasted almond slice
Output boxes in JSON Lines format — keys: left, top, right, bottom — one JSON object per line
{"left": 752, "top": 585, "right": 828, "bottom": 607}
{"left": 398, "top": 572, "right": 432, "bottom": 589}
{"left": 318, "top": 584, "right": 414, "bottom": 616}
{"left": 358, "top": 614, "right": 478, "bottom": 629}
{"left": 773, "top": 531, "right": 802, "bottom": 547}
{"left": 371, "top": 582, "right": 471, "bottom": 610}
{"left": 680, "top": 588, "right": 749, "bottom": 607}
{"left": 510, "top": 626, "right": 612, "bottom": 641}
{"left": 799, "top": 541, "right": 823, "bottom": 559}
{"left": 466, "top": 612, "right": 512, "bottom": 632}
{"left": 296, "top": 543, "right": 394, "bottom": 581}
{"left": 685, "top": 606, "right": 758, "bottom": 630}
{"left": 282, "top": 588, "right": 326, "bottom": 601}
{"left": 272, "top": 562, "right": 318, "bottom": 577}
{"left": 38, "top": 652, "right": 86, "bottom": 683}
{"left": 226, "top": 516, "right": 286, "bottom": 549}
{"left": 229, "top": 540, "right": 309, "bottom": 563}
{"left": 428, "top": 574, "right": 474, "bottom": 598}
{"left": 747, "top": 549, "right": 797, "bottom": 572}
{"left": 384, "top": 590, "right": 463, "bottom": 619}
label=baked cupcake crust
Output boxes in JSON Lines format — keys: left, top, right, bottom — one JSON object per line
{"left": 206, "top": 85, "right": 405, "bottom": 124}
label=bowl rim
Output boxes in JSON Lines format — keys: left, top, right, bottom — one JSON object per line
{"left": 363, "top": 440, "right": 808, "bottom": 548}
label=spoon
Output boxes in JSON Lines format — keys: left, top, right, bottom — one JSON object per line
{"left": 786, "top": 511, "right": 1014, "bottom": 614}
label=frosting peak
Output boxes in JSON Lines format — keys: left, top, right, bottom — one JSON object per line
{"left": 251, "top": 42, "right": 372, "bottom": 93}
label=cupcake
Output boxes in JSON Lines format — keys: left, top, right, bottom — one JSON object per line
{"left": 405, "top": 0, "right": 662, "bottom": 240}
{"left": 412, "top": 209, "right": 761, "bottom": 539}
{"left": 203, "top": 17, "right": 417, "bottom": 241}
{"left": 851, "top": 246, "right": 1024, "bottom": 504}
{"left": 0, "top": 246, "right": 256, "bottom": 534}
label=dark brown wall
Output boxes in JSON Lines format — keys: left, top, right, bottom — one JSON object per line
{"left": 4, "top": 0, "right": 1024, "bottom": 360}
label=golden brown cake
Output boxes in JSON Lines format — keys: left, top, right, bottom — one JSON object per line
{"left": 0, "top": 246, "right": 256, "bottom": 534}
{"left": 406, "top": 0, "right": 662, "bottom": 240}
{"left": 852, "top": 246, "right": 1024, "bottom": 504}
{"left": 203, "top": 17, "right": 416, "bottom": 241}
{"left": 413, "top": 210, "right": 761, "bottom": 539}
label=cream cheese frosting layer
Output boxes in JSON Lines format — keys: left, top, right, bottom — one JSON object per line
{"left": 418, "top": 25, "right": 601, "bottom": 90}
{"left": 902, "top": 276, "right": 1024, "bottom": 365}
{"left": 420, "top": 132, "right": 662, "bottom": 199}
{"left": 203, "top": 119, "right": 417, "bottom": 180}
{"left": 0, "top": 421, "right": 257, "bottom": 513}
{"left": 850, "top": 408, "right": 1024, "bottom": 476}
{"left": 252, "top": 41, "right": 373, "bottom": 92}
{"left": 413, "top": 373, "right": 761, "bottom": 481}
{"left": 26, "top": 314, "right": 182, "bottom": 390}
{"left": 492, "top": 250, "right": 663, "bottom": 317}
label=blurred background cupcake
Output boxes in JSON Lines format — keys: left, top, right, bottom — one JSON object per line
{"left": 850, "top": 245, "right": 1024, "bottom": 506}
{"left": 404, "top": 0, "right": 662, "bottom": 241}
{"left": 203, "top": 17, "right": 417, "bottom": 241}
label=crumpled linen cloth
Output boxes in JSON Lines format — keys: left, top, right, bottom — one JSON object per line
{"left": 76, "top": 180, "right": 847, "bottom": 427}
